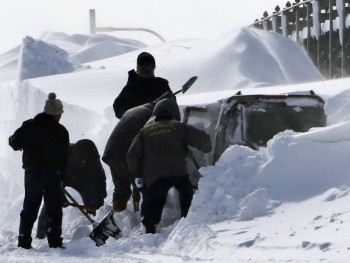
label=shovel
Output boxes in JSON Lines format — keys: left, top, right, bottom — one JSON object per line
{"left": 64, "top": 189, "right": 120, "bottom": 246}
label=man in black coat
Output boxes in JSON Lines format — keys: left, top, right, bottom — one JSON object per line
{"left": 113, "top": 52, "right": 172, "bottom": 119}
{"left": 9, "top": 93, "right": 69, "bottom": 249}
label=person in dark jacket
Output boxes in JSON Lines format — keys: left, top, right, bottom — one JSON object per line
{"left": 9, "top": 93, "right": 69, "bottom": 249}
{"left": 103, "top": 103, "right": 155, "bottom": 212}
{"left": 127, "top": 98, "right": 212, "bottom": 234}
{"left": 36, "top": 139, "right": 107, "bottom": 240}
{"left": 113, "top": 52, "right": 172, "bottom": 119}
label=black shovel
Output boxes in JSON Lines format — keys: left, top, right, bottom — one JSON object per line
{"left": 64, "top": 189, "right": 121, "bottom": 246}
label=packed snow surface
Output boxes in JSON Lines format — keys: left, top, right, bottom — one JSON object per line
{"left": 1, "top": 27, "right": 350, "bottom": 262}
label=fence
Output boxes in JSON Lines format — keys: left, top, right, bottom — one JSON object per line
{"left": 251, "top": 0, "right": 350, "bottom": 79}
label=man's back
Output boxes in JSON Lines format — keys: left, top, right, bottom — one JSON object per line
{"left": 9, "top": 112, "right": 69, "bottom": 173}
{"left": 113, "top": 69, "right": 171, "bottom": 118}
{"left": 127, "top": 120, "right": 212, "bottom": 187}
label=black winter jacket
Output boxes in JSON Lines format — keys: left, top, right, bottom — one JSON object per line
{"left": 113, "top": 70, "right": 171, "bottom": 119}
{"left": 9, "top": 113, "right": 69, "bottom": 176}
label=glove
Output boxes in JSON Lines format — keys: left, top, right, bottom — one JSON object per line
{"left": 135, "top": 178, "right": 144, "bottom": 189}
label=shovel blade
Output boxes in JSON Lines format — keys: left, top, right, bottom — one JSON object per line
{"left": 182, "top": 76, "right": 198, "bottom": 94}
{"left": 89, "top": 211, "right": 121, "bottom": 247}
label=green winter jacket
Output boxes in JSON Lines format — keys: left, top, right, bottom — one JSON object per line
{"left": 127, "top": 120, "right": 212, "bottom": 187}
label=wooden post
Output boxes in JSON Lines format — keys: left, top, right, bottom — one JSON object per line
{"left": 90, "top": 9, "right": 96, "bottom": 35}
{"left": 329, "top": 0, "right": 333, "bottom": 78}
{"left": 282, "top": 8, "right": 289, "bottom": 37}
{"left": 306, "top": 2, "right": 311, "bottom": 54}
{"left": 338, "top": 0, "right": 345, "bottom": 77}
{"left": 295, "top": 7, "right": 299, "bottom": 42}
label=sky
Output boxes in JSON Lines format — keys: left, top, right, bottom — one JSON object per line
{"left": 0, "top": 0, "right": 286, "bottom": 53}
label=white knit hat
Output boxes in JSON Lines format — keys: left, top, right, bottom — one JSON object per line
{"left": 44, "top": 93, "right": 64, "bottom": 115}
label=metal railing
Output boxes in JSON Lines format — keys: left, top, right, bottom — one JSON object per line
{"left": 89, "top": 9, "right": 165, "bottom": 43}
{"left": 251, "top": 0, "right": 350, "bottom": 79}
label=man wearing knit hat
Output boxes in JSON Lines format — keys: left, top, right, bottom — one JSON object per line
{"left": 9, "top": 93, "right": 69, "bottom": 249}
{"left": 113, "top": 52, "right": 172, "bottom": 119}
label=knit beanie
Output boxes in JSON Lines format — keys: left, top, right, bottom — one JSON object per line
{"left": 153, "top": 98, "right": 181, "bottom": 121}
{"left": 44, "top": 92, "right": 64, "bottom": 115}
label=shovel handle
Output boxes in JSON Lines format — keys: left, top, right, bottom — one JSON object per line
{"left": 64, "top": 189, "right": 97, "bottom": 226}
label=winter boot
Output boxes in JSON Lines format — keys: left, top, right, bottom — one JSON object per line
{"left": 145, "top": 224, "right": 156, "bottom": 234}
{"left": 48, "top": 236, "right": 64, "bottom": 249}
{"left": 18, "top": 234, "right": 32, "bottom": 249}
{"left": 112, "top": 199, "right": 127, "bottom": 212}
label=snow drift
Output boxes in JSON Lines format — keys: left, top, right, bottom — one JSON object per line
{"left": 8, "top": 27, "right": 323, "bottom": 115}
{"left": 2, "top": 26, "right": 350, "bottom": 262}
{"left": 0, "top": 32, "right": 147, "bottom": 83}
{"left": 189, "top": 28, "right": 323, "bottom": 93}
{"left": 18, "top": 36, "right": 74, "bottom": 81}
{"left": 40, "top": 32, "right": 147, "bottom": 65}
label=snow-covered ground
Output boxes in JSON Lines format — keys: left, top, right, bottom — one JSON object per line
{"left": 1, "top": 23, "right": 350, "bottom": 262}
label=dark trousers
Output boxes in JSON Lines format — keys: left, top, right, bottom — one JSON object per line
{"left": 110, "top": 163, "right": 132, "bottom": 202}
{"left": 19, "top": 171, "right": 63, "bottom": 247}
{"left": 142, "top": 175, "right": 194, "bottom": 228}
{"left": 109, "top": 162, "right": 140, "bottom": 204}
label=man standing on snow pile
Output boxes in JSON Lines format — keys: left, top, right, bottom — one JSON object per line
{"left": 113, "top": 52, "right": 172, "bottom": 119}
{"left": 9, "top": 93, "right": 69, "bottom": 249}
{"left": 127, "top": 98, "right": 212, "bottom": 234}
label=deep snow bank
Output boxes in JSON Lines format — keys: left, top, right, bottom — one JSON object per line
{"left": 20, "top": 28, "right": 323, "bottom": 114}
{"left": 0, "top": 46, "right": 20, "bottom": 83}
{"left": 189, "top": 128, "right": 350, "bottom": 225}
{"left": 324, "top": 88, "right": 350, "bottom": 125}
{"left": 188, "top": 28, "right": 322, "bottom": 93}
{"left": 40, "top": 32, "right": 147, "bottom": 64}
{"left": 1, "top": 32, "right": 147, "bottom": 83}
{"left": 188, "top": 92, "right": 350, "bottom": 224}
{"left": 18, "top": 36, "right": 74, "bottom": 81}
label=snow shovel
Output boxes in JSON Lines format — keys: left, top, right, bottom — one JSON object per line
{"left": 64, "top": 189, "right": 121, "bottom": 247}
{"left": 173, "top": 75, "right": 197, "bottom": 95}
{"left": 155, "top": 76, "right": 198, "bottom": 102}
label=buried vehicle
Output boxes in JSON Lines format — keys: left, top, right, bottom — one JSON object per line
{"left": 183, "top": 91, "right": 327, "bottom": 165}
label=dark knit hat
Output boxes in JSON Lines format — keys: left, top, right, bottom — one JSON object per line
{"left": 137, "top": 52, "right": 156, "bottom": 66}
{"left": 44, "top": 92, "right": 64, "bottom": 115}
{"left": 153, "top": 98, "right": 181, "bottom": 121}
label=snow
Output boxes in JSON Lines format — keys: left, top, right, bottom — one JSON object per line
{"left": 8, "top": 28, "right": 322, "bottom": 116}
{"left": 312, "top": 0, "right": 321, "bottom": 39}
{"left": 40, "top": 32, "right": 147, "bottom": 65}
{"left": 18, "top": 36, "right": 74, "bottom": 81}
{"left": 2, "top": 11, "right": 350, "bottom": 263}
